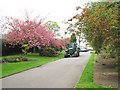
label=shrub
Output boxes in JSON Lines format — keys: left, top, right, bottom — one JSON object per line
{"left": 22, "top": 44, "right": 29, "bottom": 55}
{"left": 2, "top": 56, "right": 28, "bottom": 63}
{"left": 22, "top": 57, "right": 28, "bottom": 61}
{"left": 8, "top": 58, "right": 16, "bottom": 63}
{"left": 39, "top": 47, "right": 57, "bottom": 57}
{"left": 109, "top": 52, "right": 116, "bottom": 58}
{"left": 2, "top": 58, "right": 8, "bottom": 63}
{"left": 2, "top": 43, "right": 22, "bottom": 56}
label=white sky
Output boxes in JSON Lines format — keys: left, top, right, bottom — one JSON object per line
{"left": 0, "top": 0, "right": 95, "bottom": 46}
{"left": 0, "top": 0, "right": 118, "bottom": 47}
{"left": 0, "top": 0, "right": 92, "bottom": 34}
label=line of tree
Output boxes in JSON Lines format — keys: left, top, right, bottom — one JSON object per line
{"left": 1, "top": 12, "right": 69, "bottom": 56}
{"left": 67, "top": 1, "right": 120, "bottom": 61}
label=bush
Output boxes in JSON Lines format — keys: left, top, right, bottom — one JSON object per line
{"left": 2, "top": 56, "right": 28, "bottom": 63}
{"left": 8, "top": 57, "right": 16, "bottom": 63}
{"left": 109, "top": 52, "right": 116, "bottom": 58}
{"left": 1, "top": 58, "right": 8, "bottom": 63}
{"left": 22, "top": 57, "right": 28, "bottom": 61}
{"left": 2, "top": 42, "right": 22, "bottom": 56}
{"left": 39, "top": 47, "right": 57, "bottom": 57}
{"left": 22, "top": 44, "right": 29, "bottom": 55}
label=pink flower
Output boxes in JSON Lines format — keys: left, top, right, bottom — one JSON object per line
{"left": 4, "top": 16, "right": 65, "bottom": 50}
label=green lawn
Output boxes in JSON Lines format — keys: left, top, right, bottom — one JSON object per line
{"left": 75, "top": 52, "right": 118, "bottom": 90}
{"left": 1, "top": 51, "right": 64, "bottom": 78}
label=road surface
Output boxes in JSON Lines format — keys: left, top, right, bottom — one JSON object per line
{"left": 2, "top": 52, "right": 91, "bottom": 88}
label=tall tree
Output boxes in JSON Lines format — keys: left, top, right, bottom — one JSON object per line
{"left": 2, "top": 15, "right": 62, "bottom": 52}
{"left": 70, "top": 33, "right": 76, "bottom": 43}
{"left": 45, "top": 21, "right": 61, "bottom": 36}
{"left": 68, "top": 1, "right": 120, "bottom": 60}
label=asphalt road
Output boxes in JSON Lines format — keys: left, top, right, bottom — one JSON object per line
{"left": 2, "top": 52, "right": 91, "bottom": 88}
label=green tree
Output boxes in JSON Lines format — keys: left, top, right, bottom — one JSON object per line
{"left": 67, "top": 1, "right": 119, "bottom": 61}
{"left": 22, "top": 44, "right": 29, "bottom": 55}
{"left": 82, "top": 2, "right": 119, "bottom": 60}
{"left": 45, "top": 21, "right": 61, "bottom": 36}
{"left": 70, "top": 33, "right": 77, "bottom": 43}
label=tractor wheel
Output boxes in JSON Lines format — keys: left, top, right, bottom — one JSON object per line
{"left": 74, "top": 51, "right": 78, "bottom": 57}
{"left": 64, "top": 52, "right": 68, "bottom": 58}
{"left": 77, "top": 52, "right": 79, "bottom": 57}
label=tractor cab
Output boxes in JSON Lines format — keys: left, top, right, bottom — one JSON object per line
{"left": 64, "top": 43, "right": 80, "bottom": 58}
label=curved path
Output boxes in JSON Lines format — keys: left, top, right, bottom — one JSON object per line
{"left": 2, "top": 52, "right": 91, "bottom": 88}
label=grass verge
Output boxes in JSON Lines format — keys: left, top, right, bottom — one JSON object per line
{"left": 75, "top": 52, "right": 118, "bottom": 90}
{"left": 1, "top": 51, "right": 64, "bottom": 78}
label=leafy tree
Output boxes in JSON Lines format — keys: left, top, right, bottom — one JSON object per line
{"left": 82, "top": 2, "right": 119, "bottom": 58}
{"left": 57, "top": 38, "right": 70, "bottom": 49}
{"left": 68, "top": 1, "right": 120, "bottom": 60}
{"left": 70, "top": 33, "right": 76, "bottom": 43}
{"left": 45, "top": 21, "right": 61, "bottom": 36}
{"left": 2, "top": 14, "right": 62, "bottom": 54}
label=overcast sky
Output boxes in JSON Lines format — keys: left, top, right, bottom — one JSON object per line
{"left": 0, "top": 0, "right": 118, "bottom": 47}
{"left": 0, "top": 0, "right": 94, "bottom": 37}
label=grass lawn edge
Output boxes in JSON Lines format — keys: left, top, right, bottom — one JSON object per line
{"left": 1, "top": 58, "right": 63, "bottom": 79}
{"left": 1, "top": 51, "right": 64, "bottom": 78}
{"left": 75, "top": 52, "right": 118, "bottom": 89}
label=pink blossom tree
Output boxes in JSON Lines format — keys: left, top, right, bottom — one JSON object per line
{"left": 2, "top": 14, "right": 61, "bottom": 53}
{"left": 57, "top": 38, "right": 70, "bottom": 50}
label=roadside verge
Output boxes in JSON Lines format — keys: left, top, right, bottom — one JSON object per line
{"left": 75, "top": 52, "right": 117, "bottom": 89}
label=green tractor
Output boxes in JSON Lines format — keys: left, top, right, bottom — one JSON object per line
{"left": 64, "top": 43, "right": 80, "bottom": 58}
